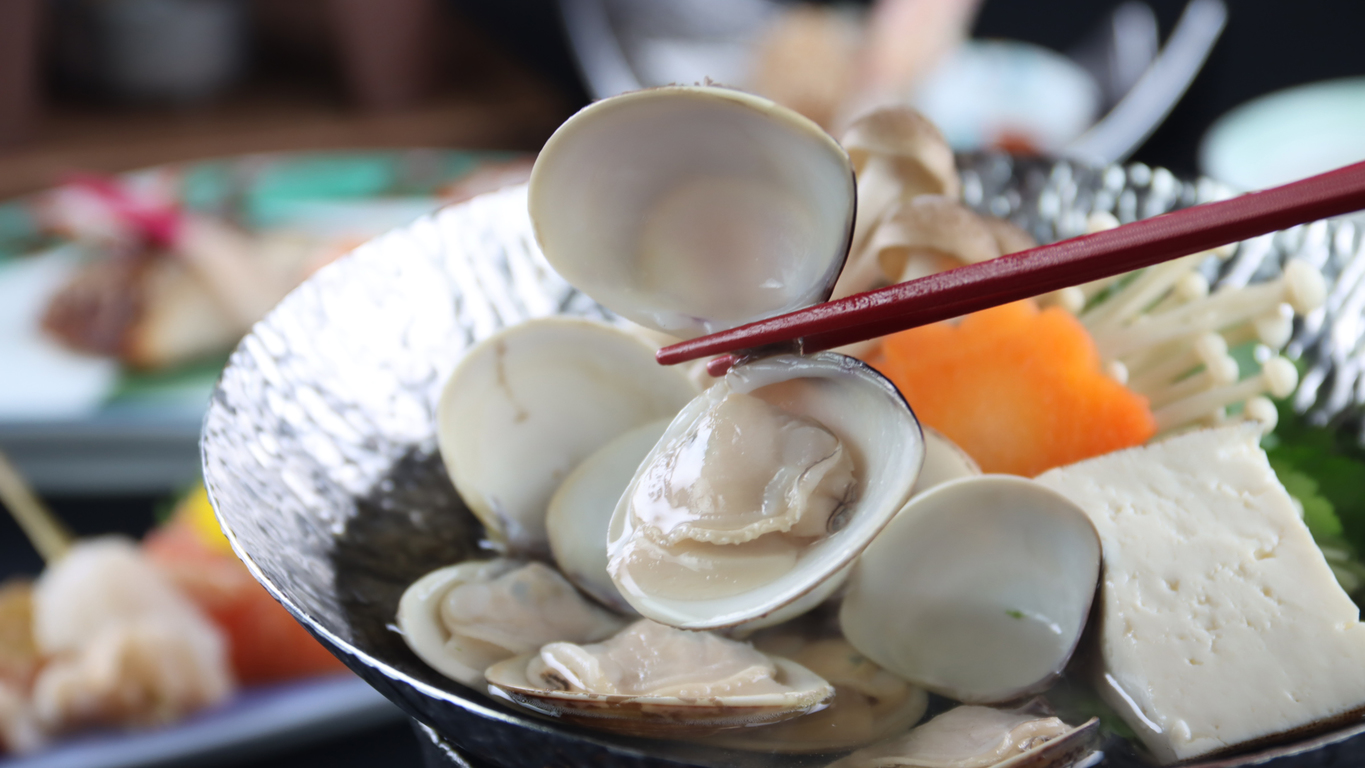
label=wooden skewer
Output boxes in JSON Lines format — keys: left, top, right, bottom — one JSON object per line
{"left": 658, "top": 159, "right": 1365, "bottom": 368}
{"left": 0, "top": 449, "right": 74, "bottom": 564}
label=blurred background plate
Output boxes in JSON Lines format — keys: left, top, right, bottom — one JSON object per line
{"left": 0, "top": 148, "right": 524, "bottom": 494}
{"left": 0, "top": 674, "right": 403, "bottom": 768}
{"left": 1199, "top": 78, "right": 1365, "bottom": 192}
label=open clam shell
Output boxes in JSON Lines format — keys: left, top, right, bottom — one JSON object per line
{"left": 607, "top": 352, "right": 925, "bottom": 630}
{"left": 546, "top": 418, "right": 671, "bottom": 613}
{"left": 840, "top": 476, "right": 1102, "bottom": 704}
{"left": 396, "top": 559, "right": 625, "bottom": 687}
{"left": 529, "top": 85, "right": 856, "bottom": 340}
{"left": 483, "top": 621, "right": 835, "bottom": 738}
{"left": 437, "top": 317, "right": 697, "bottom": 554}
{"left": 484, "top": 654, "right": 832, "bottom": 738}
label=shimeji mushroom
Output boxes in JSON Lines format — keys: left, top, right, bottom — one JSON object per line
{"left": 868, "top": 196, "right": 1001, "bottom": 285}
{"left": 832, "top": 197, "right": 1002, "bottom": 360}
{"left": 980, "top": 215, "right": 1037, "bottom": 256}
{"left": 832, "top": 108, "right": 959, "bottom": 298}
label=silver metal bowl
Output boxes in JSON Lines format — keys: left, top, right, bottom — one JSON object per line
{"left": 203, "top": 154, "right": 1365, "bottom": 767}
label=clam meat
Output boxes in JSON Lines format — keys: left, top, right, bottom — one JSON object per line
{"left": 830, "top": 705, "right": 1101, "bottom": 768}
{"left": 608, "top": 353, "right": 924, "bottom": 630}
{"left": 483, "top": 618, "right": 834, "bottom": 735}
{"left": 397, "top": 560, "right": 625, "bottom": 687}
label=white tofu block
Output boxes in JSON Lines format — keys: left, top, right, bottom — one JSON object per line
{"left": 1036, "top": 425, "right": 1365, "bottom": 764}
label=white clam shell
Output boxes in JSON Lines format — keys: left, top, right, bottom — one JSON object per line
{"left": 546, "top": 418, "right": 672, "bottom": 613}
{"left": 397, "top": 559, "right": 521, "bottom": 687}
{"left": 705, "top": 637, "right": 930, "bottom": 753}
{"left": 840, "top": 475, "right": 1101, "bottom": 704}
{"left": 912, "top": 427, "right": 982, "bottom": 496}
{"left": 830, "top": 705, "right": 1102, "bottom": 768}
{"left": 396, "top": 560, "right": 625, "bottom": 688}
{"left": 484, "top": 653, "right": 833, "bottom": 737}
{"left": 437, "top": 317, "right": 697, "bottom": 554}
{"left": 529, "top": 85, "right": 856, "bottom": 340}
{"left": 608, "top": 352, "right": 924, "bottom": 630}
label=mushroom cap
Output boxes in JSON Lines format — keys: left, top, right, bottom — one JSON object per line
{"left": 870, "top": 196, "right": 1001, "bottom": 282}
{"left": 841, "top": 107, "right": 960, "bottom": 200}
{"left": 980, "top": 216, "right": 1038, "bottom": 256}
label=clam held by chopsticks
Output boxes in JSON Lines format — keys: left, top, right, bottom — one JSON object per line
{"left": 527, "top": 85, "right": 927, "bottom": 631}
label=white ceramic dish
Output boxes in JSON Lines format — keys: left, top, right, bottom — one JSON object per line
{"left": 1199, "top": 78, "right": 1365, "bottom": 191}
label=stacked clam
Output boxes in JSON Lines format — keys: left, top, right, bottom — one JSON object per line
{"left": 398, "top": 87, "right": 1105, "bottom": 762}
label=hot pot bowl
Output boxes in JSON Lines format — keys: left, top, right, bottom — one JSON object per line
{"left": 202, "top": 154, "right": 1365, "bottom": 768}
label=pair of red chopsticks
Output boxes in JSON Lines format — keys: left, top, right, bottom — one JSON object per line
{"left": 657, "top": 160, "right": 1365, "bottom": 374}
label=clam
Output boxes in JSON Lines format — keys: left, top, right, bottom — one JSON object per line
{"left": 706, "top": 637, "right": 930, "bottom": 753}
{"left": 546, "top": 415, "right": 856, "bottom": 625}
{"left": 840, "top": 476, "right": 1101, "bottom": 704}
{"left": 607, "top": 352, "right": 924, "bottom": 630}
{"left": 528, "top": 85, "right": 856, "bottom": 340}
{"left": 546, "top": 418, "right": 672, "bottom": 613}
{"left": 830, "top": 705, "right": 1102, "bottom": 768}
{"left": 396, "top": 559, "right": 625, "bottom": 687}
{"left": 483, "top": 619, "right": 834, "bottom": 737}
{"left": 437, "top": 317, "right": 697, "bottom": 554}
{"left": 912, "top": 427, "right": 981, "bottom": 496}
{"left": 527, "top": 85, "right": 926, "bottom": 632}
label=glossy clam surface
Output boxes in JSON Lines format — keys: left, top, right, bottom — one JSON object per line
{"left": 529, "top": 86, "right": 857, "bottom": 340}
{"left": 203, "top": 160, "right": 1365, "bottom": 768}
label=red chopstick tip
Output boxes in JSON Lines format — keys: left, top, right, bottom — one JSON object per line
{"left": 706, "top": 354, "right": 737, "bottom": 377}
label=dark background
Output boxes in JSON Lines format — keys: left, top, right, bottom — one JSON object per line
{"left": 1, "top": 0, "right": 1362, "bottom": 765}
{"left": 457, "top": 0, "right": 1365, "bottom": 176}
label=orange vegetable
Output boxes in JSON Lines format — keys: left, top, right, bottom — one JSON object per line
{"left": 143, "top": 487, "right": 347, "bottom": 684}
{"left": 874, "top": 300, "right": 1156, "bottom": 477}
